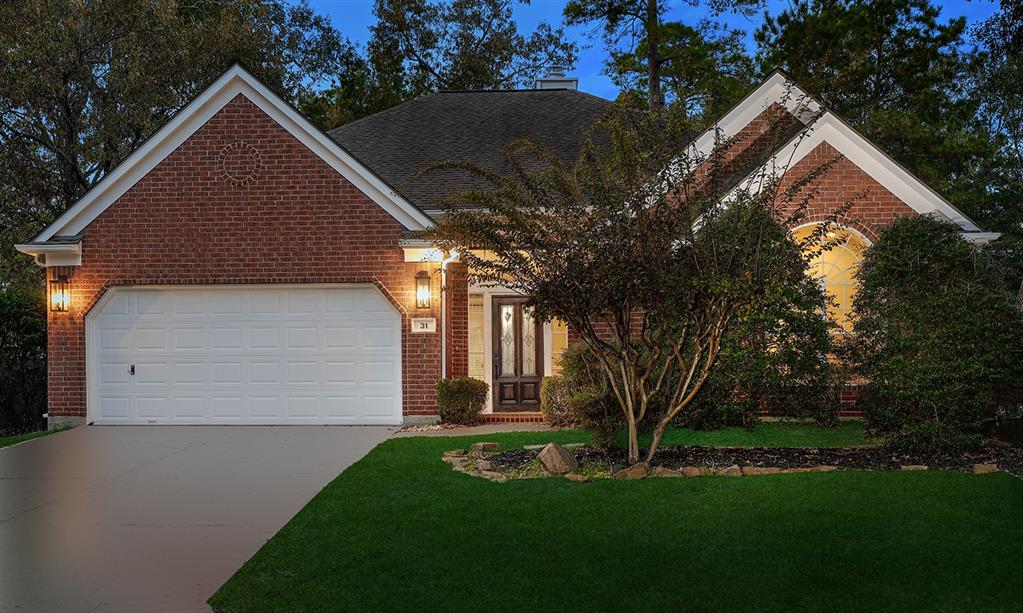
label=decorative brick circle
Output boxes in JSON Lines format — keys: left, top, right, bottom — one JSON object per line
{"left": 216, "top": 141, "right": 262, "bottom": 186}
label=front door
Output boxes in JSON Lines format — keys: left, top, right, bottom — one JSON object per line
{"left": 492, "top": 297, "right": 543, "bottom": 411}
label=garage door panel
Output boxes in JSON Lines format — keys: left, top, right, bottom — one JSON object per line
{"left": 210, "top": 327, "right": 243, "bottom": 350}
{"left": 363, "top": 396, "right": 397, "bottom": 418}
{"left": 90, "top": 287, "right": 402, "bottom": 424}
{"left": 249, "top": 327, "right": 281, "bottom": 349}
{"left": 286, "top": 327, "right": 319, "bottom": 349}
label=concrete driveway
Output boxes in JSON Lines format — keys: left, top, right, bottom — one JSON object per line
{"left": 0, "top": 425, "right": 394, "bottom": 612}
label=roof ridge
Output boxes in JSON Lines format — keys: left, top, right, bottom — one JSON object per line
{"left": 328, "top": 91, "right": 443, "bottom": 135}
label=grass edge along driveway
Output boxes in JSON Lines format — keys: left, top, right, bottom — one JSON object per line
{"left": 210, "top": 426, "right": 1022, "bottom": 612}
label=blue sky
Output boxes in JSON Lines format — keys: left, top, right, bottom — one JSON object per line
{"left": 303, "top": 0, "right": 1001, "bottom": 99}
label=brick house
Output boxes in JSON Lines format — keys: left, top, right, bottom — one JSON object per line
{"left": 16, "top": 65, "right": 996, "bottom": 429}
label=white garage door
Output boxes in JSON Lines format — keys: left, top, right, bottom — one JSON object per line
{"left": 88, "top": 286, "right": 402, "bottom": 425}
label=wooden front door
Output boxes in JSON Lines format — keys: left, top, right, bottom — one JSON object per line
{"left": 492, "top": 297, "right": 543, "bottom": 411}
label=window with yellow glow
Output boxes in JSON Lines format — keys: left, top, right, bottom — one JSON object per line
{"left": 551, "top": 318, "right": 569, "bottom": 374}
{"left": 468, "top": 295, "right": 485, "bottom": 379}
{"left": 793, "top": 225, "right": 869, "bottom": 332}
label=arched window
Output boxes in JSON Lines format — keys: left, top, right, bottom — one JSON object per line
{"left": 792, "top": 225, "right": 870, "bottom": 332}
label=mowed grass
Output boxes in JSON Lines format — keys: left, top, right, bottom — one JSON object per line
{"left": 210, "top": 426, "right": 1022, "bottom": 612}
{"left": 0, "top": 429, "right": 55, "bottom": 449}
{"left": 647, "top": 420, "right": 869, "bottom": 448}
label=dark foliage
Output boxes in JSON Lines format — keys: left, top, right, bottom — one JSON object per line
{"left": 435, "top": 377, "right": 488, "bottom": 425}
{"left": 683, "top": 232, "right": 841, "bottom": 430}
{"left": 0, "top": 288, "right": 46, "bottom": 435}
{"left": 852, "top": 216, "right": 1023, "bottom": 450}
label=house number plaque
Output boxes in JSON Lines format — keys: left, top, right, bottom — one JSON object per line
{"left": 411, "top": 317, "right": 437, "bottom": 333}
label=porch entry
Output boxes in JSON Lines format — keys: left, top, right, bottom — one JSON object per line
{"left": 491, "top": 296, "right": 543, "bottom": 411}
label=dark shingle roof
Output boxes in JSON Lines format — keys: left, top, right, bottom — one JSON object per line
{"left": 327, "top": 89, "right": 612, "bottom": 213}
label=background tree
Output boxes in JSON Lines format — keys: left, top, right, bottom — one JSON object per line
{"left": 755, "top": 0, "right": 1004, "bottom": 239}
{"left": 972, "top": 0, "right": 1023, "bottom": 296}
{"left": 429, "top": 101, "right": 836, "bottom": 464}
{"left": 851, "top": 216, "right": 1023, "bottom": 452}
{"left": 0, "top": 288, "right": 47, "bottom": 434}
{"left": 0, "top": 0, "right": 359, "bottom": 290}
{"left": 564, "top": 0, "right": 761, "bottom": 111}
{"left": 303, "top": 0, "right": 578, "bottom": 130}
{"left": 608, "top": 20, "right": 756, "bottom": 121}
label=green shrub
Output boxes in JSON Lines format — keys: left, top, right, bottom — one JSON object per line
{"left": 435, "top": 377, "right": 488, "bottom": 425}
{"left": 0, "top": 287, "right": 47, "bottom": 436}
{"left": 682, "top": 230, "right": 840, "bottom": 430}
{"left": 557, "top": 343, "right": 624, "bottom": 449}
{"left": 852, "top": 216, "right": 1023, "bottom": 450}
{"left": 882, "top": 420, "right": 982, "bottom": 455}
{"left": 539, "top": 376, "right": 577, "bottom": 427}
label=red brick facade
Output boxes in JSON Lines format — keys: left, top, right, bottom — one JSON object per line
{"left": 46, "top": 95, "right": 445, "bottom": 421}
{"left": 42, "top": 90, "right": 935, "bottom": 425}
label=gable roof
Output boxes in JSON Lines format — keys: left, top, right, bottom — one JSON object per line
{"left": 20, "top": 63, "right": 434, "bottom": 253}
{"left": 327, "top": 89, "right": 612, "bottom": 214}
{"left": 699, "top": 70, "right": 986, "bottom": 235}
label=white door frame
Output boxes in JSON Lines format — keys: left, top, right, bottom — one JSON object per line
{"left": 470, "top": 284, "right": 553, "bottom": 413}
{"left": 84, "top": 283, "right": 402, "bottom": 425}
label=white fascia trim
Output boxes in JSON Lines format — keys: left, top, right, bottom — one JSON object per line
{"left": 14, "top": 242, "right": 82, "bottom": 267}
{"left": 728, "top": 113, "right": 982, "bottom": 232}
{"left": 961, "top": 232, "right": 1001, "bottom": 244}
{"left": 34, "top": 65, "right": 433, "bottom": 243}
{"left": 689, "top": 72, "right": 821, "bottom": 159}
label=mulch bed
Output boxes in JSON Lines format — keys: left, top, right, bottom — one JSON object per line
{"left": 485, "top": 445, "right": 1023, "bottom": 477}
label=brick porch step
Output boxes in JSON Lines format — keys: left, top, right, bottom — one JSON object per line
{"left": 484, "top": 412, "right": 545, "bottom": 423}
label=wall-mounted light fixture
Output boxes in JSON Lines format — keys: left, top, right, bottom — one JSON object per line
{"left": 50, "top": 275, "right": 70, "bottom": 312}
{"left": 415, "top": 271, "right": 431, "bottom": 309}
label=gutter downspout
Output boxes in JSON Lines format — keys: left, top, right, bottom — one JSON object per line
{"left": 439, "top": 250, "right": 460, "bottom": 380}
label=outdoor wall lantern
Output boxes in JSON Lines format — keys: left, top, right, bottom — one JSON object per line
{"left": 50, "top": 275, "right": 70, "bottom": 312}
{"left": 415, "top": 271, "right": 431, "bottom": 309}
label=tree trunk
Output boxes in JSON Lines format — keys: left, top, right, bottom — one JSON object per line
{"left": 626, "top": 413, "right": 640, "bottom": 464}
{"left": 645, "top": 419, "right": 668, "bottom": 464}
{"left": 646, "top": 0, "right": 661, "bottom": 111}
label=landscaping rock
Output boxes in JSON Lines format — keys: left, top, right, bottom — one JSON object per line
{"left": 780, "top": 467, "right": 814, "bottom": 474}
{"left": 476, "top": 459, "right": 494, "bottom": 471}
{"left": 973, "top": 463, "right": 999, "bottom": 474}
{"left": 565, "top": 472, "right": 592, "bottom": 483}
{"left": 742, "top": 466, "right": 781, "bottom": 476}
{"left": 715, "top": 465, "right": 742, "bottom": 477}
{"left": 523, "top": 444, "right": 546, "bottom": 450}
{"left": 613, "top": 463, "right": 649, "bottom": 480}
{"left": 681, "top": 466, "right": 703, "bottom": 478}
{"left": 537, "top": 443, "right": 577, "bottom": 474}
{"left": 479, "top": 470, "right": 507, "bottom": 482}
{"left": 650, "top": 467, "right": 686, "bottom": 478}
{"left": 900, "top": 465, "right": 928, "bottom": 471}
{"left": 816, "top": 465, "right": 838, "bottom": 472}
{"left": 471, "top": 442, "right": 500, "bottom": 454}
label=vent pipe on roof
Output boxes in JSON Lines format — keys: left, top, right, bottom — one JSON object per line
{"left": 535, "top": 65, "right": 578, "bottom": 90}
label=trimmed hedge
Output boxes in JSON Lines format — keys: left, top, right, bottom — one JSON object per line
{"left": 436, "top": 377, "right": 488, "bottom": 425}
{"left": 539, "top": 375, "right": 576, "bottom": 427}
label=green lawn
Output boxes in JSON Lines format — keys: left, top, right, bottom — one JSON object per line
{"left": 211, "top": 426, "right": 1022, "bottom": 612}
{"left": 0, "top": 429, "right": 55, "bottom": 449}
{"left": 647, "top": 420, "right": 869, "bottom": 448}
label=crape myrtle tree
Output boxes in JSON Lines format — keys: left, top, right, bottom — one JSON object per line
{"left": 427, "top": 100, "right": 842, "bottom": 464}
